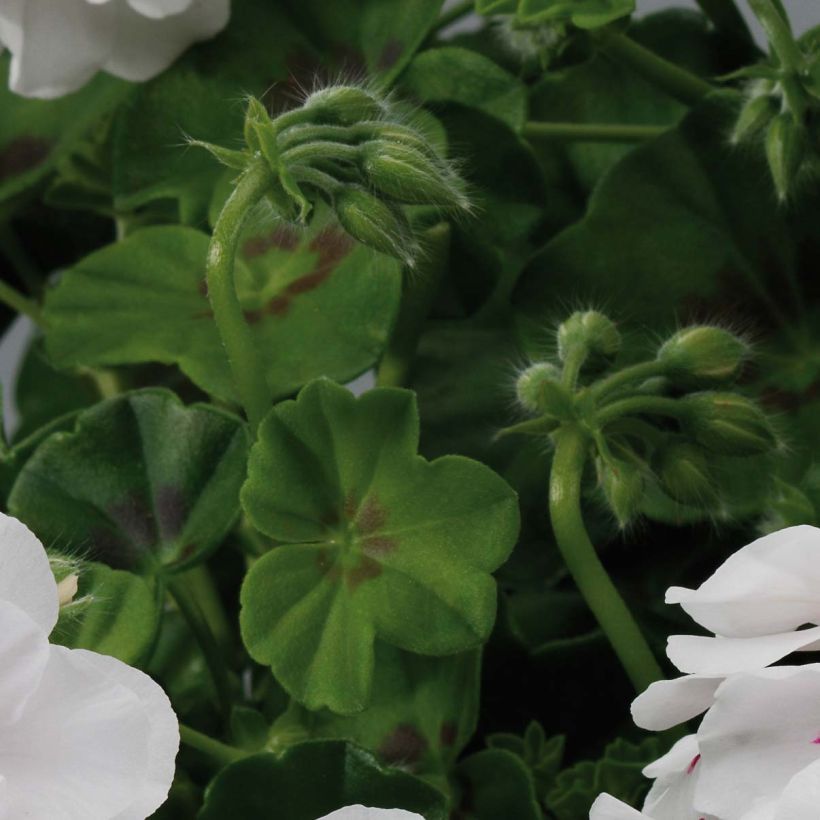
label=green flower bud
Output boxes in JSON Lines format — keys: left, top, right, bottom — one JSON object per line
{"left": 334, "top": 186, "right": 417, "bottom": 266}
{"left": 360, "top": 140, "right": 469, "bottom": 210}
{"left": 598, "top": 458, "right": 644, "bottom": 529}
{"left": 557, "top": 311, "right": 620, "bottom": 363}
{"left": 681, "top": 392, "right": 777, "bottom": 456}
{"left": 657, "top": 442, "right": 717, "bottom": 505}
{"left": 657, "top": 326, "right": 747, "bottom": 385}
{"left": 244, "top": 97, "right": 272, "bottom": 154}
{"left": 732, "top": 92, "right": 779, "bottom": 144}
{"left": 515, "top": 362, "right": 574, "bottom": 419}
{"left": 765, "top": 112, "right": 807, "bottom": 201}
{"left": 303, "top": 86, "right": 387, "bottom": 126}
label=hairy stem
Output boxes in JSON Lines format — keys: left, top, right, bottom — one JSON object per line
{"left": 179, "top": 724, "right": 245, "bottom": 768}
{"left": 595, "top": 395, "right": 688, "bottom": 427}
{"left": 549, "top": 425, "right": 664, "bottom": 691}
{"left": 207, "top": 158, "right": 274, "bottom": 433}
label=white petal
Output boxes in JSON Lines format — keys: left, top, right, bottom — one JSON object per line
{"left": 126, "top": 0, "right": 195, "bottom": 18}
{"left": 0, "top": 513, "right": 58, "bottom": 635}
{"left": 6, "top": 0, "right": 115, "bottom": 98}
{"left": 318, "top": 809, "right": 424, "bottom": 820}
{"left": 641, "top": 736, "right": 705, "bottom": 820}
{"left": 0, "top": 645, "right": 177, "bottom": 819}
{"left": 589, "top": 794, "right": 648, "bottom": 819}
{"left": 77, "top": 650, "right": 179, "bottom": 820}
{"left": 0, "top": 0, "right": 24, "bottom": 54}
{"left": 667, "top": 625, "right": 820, "bottom": 675}
{"left": 643, "top": 734, "right": 699, "bottom": 779}
{"left": 631, "top": 675, "right": 721, "bottom": 731}
{"left": 666, "top": 525, "right": 820, "bottom": 637}
{"left": 103, "top": 0, "right": 229, "bottom": 82}
{"left": 695, "top": 665, "right": 820, "bottom": 819}
{"left": 0, "top": 600, "right": 50, "bottom": 726}
{"left": 773, "top": 758, "right": 820, "bottom": 819}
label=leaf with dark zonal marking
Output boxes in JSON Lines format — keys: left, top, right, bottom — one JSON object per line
{"left": 272, "top": 645, "right": 480, "bottom": 776}
{"left": 7, "top": 389, "right": 248, "bottom": 574}
{"left": 199, "top": 740, "right": 448, "bottom": 820}
{"left": 239, "top": 379, "right": 519, "bottom": 714}
{"left": 43, "top": 223, "right": 402, "bottom": 403}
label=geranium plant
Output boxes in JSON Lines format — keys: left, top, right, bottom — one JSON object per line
{"left": 0, "top": 0, "right": 819, "bottom": 818}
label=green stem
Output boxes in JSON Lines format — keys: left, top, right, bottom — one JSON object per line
{"left": 560, "top": 347, "right": 588, "bottom": 391}
{"left": 377, "top": 222, "right": 450, "bottom": 388}
{"left": 748, "top": 0, "right": 802, "bottom": 70}
{"left": 597, "top": 30, "right": 714, "bottom": 106}
{"left": 431, "top": 0, "right": 474, "bottom": 35}
{"left": 589, "top": 360, "right": 666, "bottom": 402}
{"left": 183, "top": 565, "right": 233, "bottom": 653}
{"left": 0, "top": 278, "right": 42, "bottom": 324}
{"left": 167, "top": 576, "right": 233, "bottom": 721}
{"left": 522, "top": 122, "right": 667, "bottom": 143}
{"left": 595, "top": 395, "right": 688, "bottom": 427}
{"left": 549, "top": 425, "right": 664, "bottom": 691}
{"left": 207, "top": 159, "right": 274, "bottom": 433}
{"left": 179, "top": 723, "right": 245, "bottom": 768}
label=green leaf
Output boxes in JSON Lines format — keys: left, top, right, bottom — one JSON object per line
{"left": 198, "top": 740, "right": 448, "bottom": 820}
{"left": 272, "top": 644, "right": 480, "bottom": 777}
{"left": 488, "top": 722, "right": 565, "bottom": 802}
{"left": 43, "top": 223, "right": 402, "bottom": 403}
{"left": 545, "top": 737, "right": 661, "bottom": 819}
{"left": 517, "top": 0, "right": 634, "bottom": 28}
{"left": 50, "top": 561, "right": 160, "bottom": 665}
{"left": 284, "top": 0, "right": 444, "bottom": 86}
{"left": 0, "top": 55, "right": 130, "bottom": 212}
{"left": 455, "top": 748, "right": 543, "bottom": 820}
{"left": 8, "top": 389, "right": 248, "bottom": 574}
{"left": 401, "top": 47, "right": 528, "bottom": 130}
{"left": 240, "top": 379, "right": 519, "bottom": 714}
{"left": 514, "top": 95, "right": 795, "bottom": 329}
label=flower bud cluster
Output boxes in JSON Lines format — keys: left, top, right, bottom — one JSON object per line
{"left": 194, "top": 85, "right": 469, "bottom": 267}
{"left": 507, "top": 313, "right": 776, "bottom": 528}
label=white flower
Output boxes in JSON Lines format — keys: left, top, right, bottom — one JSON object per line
{"left": 317, "top": 809, "right": 423, "bottom": 819}
{"left": 0, "top": 0, "right": 230, "bottom": 99}
{"left": 0, "top": 512, "right": 179, "bottom": 819}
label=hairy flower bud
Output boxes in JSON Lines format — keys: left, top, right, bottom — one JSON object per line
{"left": 557, "top": 311, "right": 621, "bottom": 363}
{"left": 681, "top": 392, "right": 776, "bottom": 456}
{"left": 765, "top": 112, "right": 807, "bottom": 201}
{"left": 302, "top": 86, "right": 388, "bottom": 126}
{"left": 657, "top": 326, "right": 747, "bottom": 386}
{"left": 360, "top": 140, "right": 469, "bottom": 210}
{"left": 657, "top": 442, "right": 717, "bottom": 505}
{"left": 732, "top": 92, "right": 779, "bottom": 145}
{"left": 334, "top": 187, "right": 417, "bottom": 266}
{"left": 515, "top": 362, "right": 574, "bottom": 419}
{"left": 598, "top": 458, "right": 644, "bottom": 529}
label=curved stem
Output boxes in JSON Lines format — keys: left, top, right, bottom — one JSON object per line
{"left": 595, "top": 395, "right": 688, "bottom": 427}
{"left": 179, "top": 723, "right": 245, "bottom": 768}
{"left": 549, "top": 425, "right": 664, "bottom": 691}
{"left": 561, "top": 347, "right": 587, "bottom": 391}
{"left": 207, "top": 158, "right": 273, "bottom": 433}
{"left": 748, "top": 0, "right": 802, "bottom": 70}
{"left": 597, "top": 30, "right": 714, "bottom": 106}
{"left": 589, "top": 360, "right": 666, "bottom": 402}
{"left": 167, "top": 576, "right": 233, "bottom": 722}
{"left": 0, "top": 278, "right": 42, "bottom": 324}
{"left": 522, "top": 122, "right": 667, "bottom": 143}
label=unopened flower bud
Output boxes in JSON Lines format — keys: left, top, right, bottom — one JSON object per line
{"left": 303, "top": 86, "right": 387, "bottom": 126}
{"left": 657, "top": 442, "right": 716, "bottom": 505}
{"left": 657, "top": 326, "right": 747, "bottom": 386}
{"left": 681, "top": 392, "right": 776, "bottom": 456}
{"left": 515, "top": 362, "right": 574, "bottom": 419}
{"left": 557, "top": 311, "right": 620, "bottom": 363}
{"left": 360, "top": 140, "right": 469, "bottom": 210}
{"left": 598, "top": 458, "right": 644, "bottom": 529}
{"left": 57, "top": 573, "right": 79, "bottom": 607}
{"left": 334, "top": 187, "right": 417, "bottom": 266}
{"left": 732, "top": 92, "right": 779, "bottom": 144}
{"left": 765, "top": 112, "right": 807, "bottom": 201}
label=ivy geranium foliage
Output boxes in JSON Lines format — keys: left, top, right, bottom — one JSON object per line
{"left": 1, "top": 0, "right": 820, "bottom": 818}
